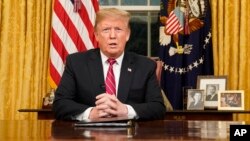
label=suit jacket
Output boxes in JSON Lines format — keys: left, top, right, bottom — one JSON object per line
{"left": 53, "top": 48, "right": 166, "bottom": 120}
{"left": 206, "top": 94, "right": 218, "bottom": 101}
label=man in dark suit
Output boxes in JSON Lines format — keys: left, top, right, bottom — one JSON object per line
{"left": 205, "top": 84, "right": 218, "bottom": 101}
{"left": 52, "top": 8, "right": 166, "bottom": 120}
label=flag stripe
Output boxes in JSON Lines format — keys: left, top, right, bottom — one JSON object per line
{"left": 49, "top": 0, "right": 99, "bottom": 88}
{"left": 50, "top": 43, "right": 65, "bottom": 76}
{"left": 51, "top": 29, "right": 68, "bottom": 62}
{"left": 78, "top": 1, "right": 97, "bottom": 47}
{"left": 60, "top": 0, "right": 96, "bottom": 51}
{"left": 52, "top": 11, "right": 78, "bottom": 54}
{"left": 50, "top": 61, "right": 62, "bottom": 86}
{"left": 55, "top": 0, "right": 87, "bottom": 52}
{"left": 166, "top": 11, "right": 183, "bottom": 34}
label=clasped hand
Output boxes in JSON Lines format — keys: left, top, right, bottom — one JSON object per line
{"left": 89, "top": 93, "right": 128, "bottom": 119}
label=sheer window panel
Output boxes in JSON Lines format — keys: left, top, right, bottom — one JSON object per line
{"left": 150, "top": 0, "right": 160, "bottom": 5}
{"left": 125, "top": 12, "right": 159, "bottom": 56}
{"left": 99, "top": 0, "right": 118, "bottom": 5}
{"left": 121, "top": 0, "right": 147, "bottom": 5}
{"left": 99, "top": 0, "right": 160, "bottom": 6}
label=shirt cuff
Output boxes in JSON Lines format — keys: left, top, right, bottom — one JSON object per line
{"left": 126, "top": 104, "right": 138, "bottom": 119}
{"left": 75, "top": 107, "right": 93, "bottom": 121}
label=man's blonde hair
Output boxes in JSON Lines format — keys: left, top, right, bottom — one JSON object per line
{"left": 94, "top": 8, "right": 131, "bottom": 29}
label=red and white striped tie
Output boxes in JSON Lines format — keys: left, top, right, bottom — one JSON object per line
{"left": 105, "top": 59, "right": 116, "bottom": 95}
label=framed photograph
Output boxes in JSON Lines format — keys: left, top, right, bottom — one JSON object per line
{"left": 182, "top": 86, "right": 193, "bottom": 110}
{"left": 187, "top": 89, "right": 205, "bottom": 110}
{"left": 218, "top": 90, "right": 244, "bottom": 110}
{"left": 196, "top": 75, "right": 227, "bottom": 109}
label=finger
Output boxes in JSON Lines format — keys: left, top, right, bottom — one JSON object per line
{"left": 108, "top": 95, "right": 118, "bottom": 102}
{"left": 104, "top": 108, "right": 117, "bottom": 116}
{"left": 95, "top": 97, "right": 106, "bottom": 105}
{"left": 98, "top": 110, "right": 109, "bottom": 117}
{"left": 105, "top": 100, "right": 117, "bottom": 110}
{"left": 96, "top": 95, "right": 115, "bottom": 106}
{"left": 96, "top": 93, "right": 108, "bottom": 99}
{"left": 95, "top": 104, "right": 109, "bottom": 110}
{"left": 96, "top": 93, "right": 116, "bottom": 100}
{"left": 95, "top": 95, "right": 111, "bottom": 105}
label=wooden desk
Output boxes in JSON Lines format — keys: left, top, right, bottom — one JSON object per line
{"left": 165, "top": 110, "right": 250, "bottom": 120}
{"left": 19, "top": 109, "right": 250, "bottom": 120}
{"left": 0, "top": 120, "right": 247, "bottom": 140}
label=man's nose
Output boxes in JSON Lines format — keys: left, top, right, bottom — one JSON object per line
{"left": 109, "top": 29, "right": 116, "bottom": 38}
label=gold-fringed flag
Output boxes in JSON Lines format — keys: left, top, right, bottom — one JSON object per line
{"left": 49, "top": 0, "right": 99, "bottom": 88}
{"left": 159, "top": 0, "right": 214, "bottom": 109}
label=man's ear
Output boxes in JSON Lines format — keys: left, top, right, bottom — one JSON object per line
{"left": 126, "top": 29, "right": 131, "bottom": 41}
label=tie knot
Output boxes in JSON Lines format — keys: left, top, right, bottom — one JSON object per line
{"left": 107, "top": 58, "right": 116, "bottom": 66}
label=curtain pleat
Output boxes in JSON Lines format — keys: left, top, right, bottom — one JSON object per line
{"left": 0, "top": 0, "right": 52, "bottom": 120}
{"left": 211, "top": 0, "right": 250, "bottom": 120}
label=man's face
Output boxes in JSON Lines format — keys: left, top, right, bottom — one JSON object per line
{"left": 207, "top": 86, "right": 216, "bottom": 95}
{"left": 193, "top": 93, "right": 201, "bottom": 101}
{"left": 94, "top": 17, "right": 130, "bottom": 58}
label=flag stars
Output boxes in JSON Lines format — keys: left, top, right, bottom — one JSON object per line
{"left": 164, "top": 64, "right": 169, "bottom": 70}
{"left": 208, "top": 32, "right": 212, "bottom": 38}
{"left": 161, "top": 31, "right": 211, "bottom": 74}
{"left": 162, "top": 57, "right": 205, "bottom": 74}
{"left": 193, "top": 61, "right": 199, "bottom": 68}
{"left": 188, "top": 64, "right": 193, "bottom": 70}
{"left": 169, "top": 67, "right": 174, "bottom": 72}
{"left": 179, "top": 68, "right": 184, "bottom": 74}
{"left": 203, "top": 31, "right": 212, "bottom": 49}
{"left": 205, "top": 37, "right": 209, "bottom": 44}
{"left": 199, "top": 57, "right": 204, "bottom": 64}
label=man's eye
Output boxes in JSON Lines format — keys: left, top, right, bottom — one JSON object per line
{"left": 102, "top": 28, "right": 110, "bottom": 32}
{"left": 115, "top": 28, "right": 122, "bottom": 31}
{"left": 114, "top": 28, "right": 123, "bottom": 33}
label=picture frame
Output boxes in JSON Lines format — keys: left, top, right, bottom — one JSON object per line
{"left": 187, "top": 89, "right": 205, "bottom": 110}
{"left": 218, "top": 90, "right": 244, "bottom": 110}
{"left": 182, "top": 86, "right": 193, "bottom": 110}
{"left": 196, "top": 75, "right": 227, "bottom": 109}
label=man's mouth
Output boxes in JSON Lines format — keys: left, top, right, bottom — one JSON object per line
{"left": 109, "top": 43, "right": 117, "bottom": 47}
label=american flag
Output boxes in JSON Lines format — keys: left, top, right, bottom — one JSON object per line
{"left": 165, "top": 8, "right": 184, "bottom": 35}
{"left": 49, "top": 0, "right": 99, "bottom": 88}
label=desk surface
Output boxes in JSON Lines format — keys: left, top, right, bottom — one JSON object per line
{"left": 0, "top": 120, "right": 248, "bottom": 140}
{"left": 19, "top": 108, "right": 250, "bottom": 113}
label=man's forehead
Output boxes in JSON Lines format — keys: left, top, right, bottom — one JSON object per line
{"left": 97, "top": 22, "right": 129, "bottom": 29}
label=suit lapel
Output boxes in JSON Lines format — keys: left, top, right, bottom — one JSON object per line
{"left": 87, "top": 49, "right": 106, "bottom": 96}
{"left": 117, "top": 52, "right": 134, "bottom": 103}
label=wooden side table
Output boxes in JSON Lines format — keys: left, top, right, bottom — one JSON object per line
{"left": 18, "top": 109, "right": 54, "bottom": 120}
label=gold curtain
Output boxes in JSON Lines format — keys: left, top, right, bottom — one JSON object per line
{"left": 0, "top": 0, "right": 52, "bottom": 120}
{"left": 211, "top": 0, "right": 250, "bottom": 120}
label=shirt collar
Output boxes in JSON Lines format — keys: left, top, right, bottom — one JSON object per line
{"left": 100, "top": 51, "right": 124, "bottom": 65}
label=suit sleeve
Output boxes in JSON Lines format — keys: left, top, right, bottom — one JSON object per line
{"left": 129, "top": 60, "right": 166, "bottom": 120}
{"left": 52, "top": 55, "right": 90, "bottom": 120}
